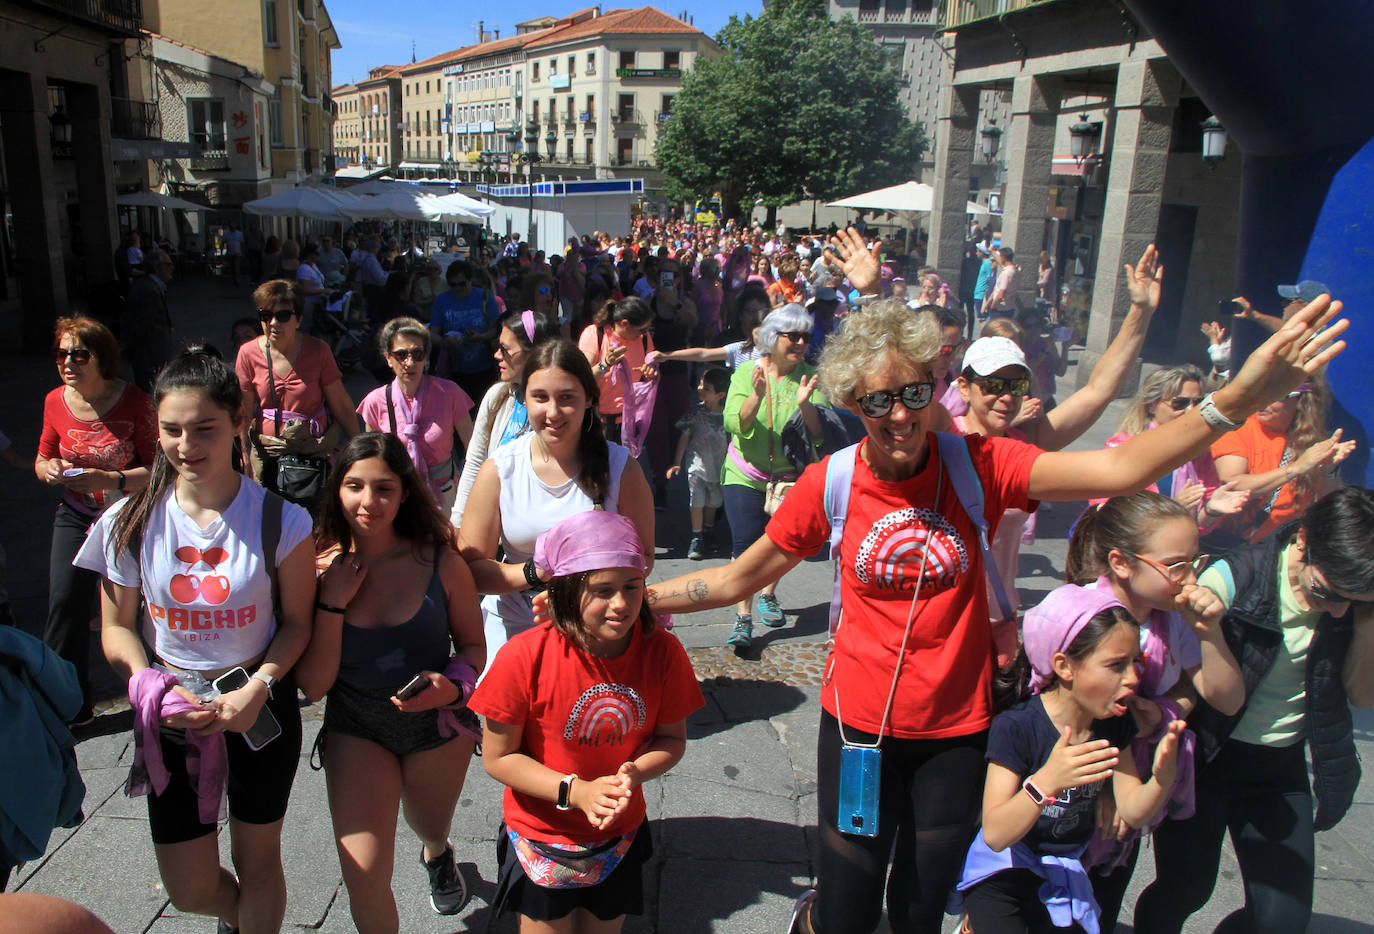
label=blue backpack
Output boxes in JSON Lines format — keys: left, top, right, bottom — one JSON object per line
{"left": 821, "top": 433, "right": 1016, "bottom": 636}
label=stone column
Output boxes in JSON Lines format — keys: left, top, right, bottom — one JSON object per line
{"left": 928, "top": 42, "right": 979, "bottom": 289}
{"left": 1075, "top": 59, "right": 1180, "bottom": 393}
{"left": 999, "top": 74, "right": 1061, "bottom": 308}
{"left": 70, "top": 81, "right": 117, "bottom": 288}
{"left": 0, "top": 71, "right": 68, "bottom": 351}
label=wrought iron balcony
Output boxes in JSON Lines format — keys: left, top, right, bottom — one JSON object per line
{"left": 110, "top": 97, "right": 160, "bottom": 140}
{"left": 19, "top": 0, "right": 142, "bottom": 36}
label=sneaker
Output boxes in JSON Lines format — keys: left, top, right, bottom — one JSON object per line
{"left": 757, "top": 593, "right": 786, "bottom": 628}
{"left": 786, "top": 888, "right": 816, "bottom": 933}
{"left": 688, "top": 535, "right": 705, "bottom": 560}
{"left": 421, "top": 842, "right": 468, "bottom": 915}
{"left": 727, "top": 615, "right": 753, "bottom": 648}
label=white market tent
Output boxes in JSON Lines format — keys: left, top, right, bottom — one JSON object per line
{"left": 427, "top": 191, "right": 495, "bottom": 221}
{"left": 243, "top": 187, "right": 366, "bottom": 221}
{"left": 338, "top": 188, "right": 492, "bottom": 223}
{"left": 828, "top": 180, "right": 985, "bottom": 216}
{"left": 116, "top": 189, "right": 208, "bottom": 212}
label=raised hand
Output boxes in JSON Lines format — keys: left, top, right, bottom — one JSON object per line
{"left": 824, "top": 226, "right": 883, "bottom": 296}
{"left": 1218, "top": 295, "right": 1348, "bottom": 418}
{"left": 796, "top": 373, "right": 819, "bottom": 407}
{"left": 1175, "top": 481, "right": 1206, "bottom": 513}
{"left": 1203, "top": 479, "right": 1249, "bottom": 517}
{"left": 1200, "top": 320, "right": 1227, "bottom": 346}
{"left": 1151, "top": 720, "right": 1186, "bottom": 788}
{"left": 1124, "top": 243, "right": 1163, "bottom": 313}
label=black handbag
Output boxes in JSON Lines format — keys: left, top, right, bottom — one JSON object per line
{"left": 261, "top": 341, "right": 328, "bottom": 507}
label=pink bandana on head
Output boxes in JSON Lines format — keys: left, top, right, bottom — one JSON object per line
{"left": 533, "top": 510, "right": 647, "bottom": 579}
{"left": 1022, "top": 584, "right": 1128, "bottom": 694}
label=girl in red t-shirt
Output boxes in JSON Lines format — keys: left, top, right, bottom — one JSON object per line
{"left": 469, "top": 510, "right": 702, "bottom": 933}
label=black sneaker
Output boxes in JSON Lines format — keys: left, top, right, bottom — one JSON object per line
{"left": 688, "top": 535, "right": 704, "bottom": 560}
{"left": 421, "top": 843, "right": 468, "bottom": 915}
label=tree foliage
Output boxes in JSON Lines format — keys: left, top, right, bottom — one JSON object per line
{"left": 656, "top": 0, "right": 928, "bottom": 219}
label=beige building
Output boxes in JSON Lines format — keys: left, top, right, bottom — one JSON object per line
{"left": 332, "top": 81, "right": 360, "bottom": 168}
{"left": 445, "top": 31, "right": 537, "bottom": 177}
{"left": 400, "top": 50, "right": 462, "bottom": 170}
{"left": 140, "top": 0, "right": 341, "bottom": 183}
{"left": 333, "top": 66, "right": 402, "bottom": 174}
{"left": 521, "top": 7, "right": 714, "bottom": 180}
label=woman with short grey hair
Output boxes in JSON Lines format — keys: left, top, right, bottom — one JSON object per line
{"left": 718, "top": 303, "right": 828, "bottom": 647}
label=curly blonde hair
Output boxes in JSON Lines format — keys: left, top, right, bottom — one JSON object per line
{"left": 817, "top": 298, "right": 941, "bottom": 404}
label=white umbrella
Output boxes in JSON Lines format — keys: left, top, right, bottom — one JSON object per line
{"left": 340, "top": 188, "right": 448, "bottom": 222}
{"left": 427, "top": 191, "right": 495, "bottom": 221}
{"left": 828, "top": 180, "right": 984, "bottom": 215}
{"left": 116, "top": 190, "right": 208, "bottom": 212}
{"left": 243, "top": 188, "right": 356, "bottom": 220}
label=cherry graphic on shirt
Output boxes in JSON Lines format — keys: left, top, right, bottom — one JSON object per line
{"left": 176, "top": 546, "right": 229, "bottom": 568}
{"left": 170, "top": 573, "right": 201, "bottom": 604}
{"left": 199, "top": 576, "right": 231, "bottom": 605}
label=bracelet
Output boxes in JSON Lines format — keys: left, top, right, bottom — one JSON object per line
{"left": 524, "top": 558, "right": 547, "bottom": 592}
{"left": 114, "top": 469, "right": 126, "bottom": 492}
{"left": 315, "top": 600, "right": 347, "bottom": 615}
{"left": 1197, "top": 392, "right": 1242, "bottom": 431}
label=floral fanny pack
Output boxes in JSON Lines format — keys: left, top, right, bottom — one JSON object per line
{"left": 506, "top": 825, "right": 637, "bottom": 889}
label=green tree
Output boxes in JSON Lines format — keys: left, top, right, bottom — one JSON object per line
{"left": 656, "top": 0, "right": 927, "bottom": 222}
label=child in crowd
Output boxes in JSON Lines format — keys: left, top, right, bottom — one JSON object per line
{"left": 74, "top": 348, "right": 316, "bottom": 933}
{"left": 666, "top": 367, "right": 729, "bottom": 560}
{"left": 954, "top": 584, "right": 1184, "bottom": 934}
{"left": 469, "top": 510, "right": 703, "bottom": 933}
{"left": 1065, "top": 491, "right": 1243, "bottom": 930}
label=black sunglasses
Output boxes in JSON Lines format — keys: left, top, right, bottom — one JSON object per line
{"left": 973, "top": 376, "right": 1032, "bottom": 398}
{"left": 857, "top": 381, "right": 935, "bottom": 418}
{"left": 1168, "top": 395, "right": 1205, "bottom": 412}
{"left": 390, "top": 348, "right": 426, "bottom": 363}
{"left": 779, "top": 330, "right": 810, "bottom": 343}
{"left": 52, "top": 347, "right": 93, "bottom": 365}
{"left": 1307, "top": 568, "right": 1374, "bottom": 607}
{"left": 258, "top": 308, "right": 298, "bottom": 324}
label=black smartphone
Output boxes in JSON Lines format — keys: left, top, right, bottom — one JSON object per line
{"left": 1218, "top": 299, "right": 1241, "bottom": 317}
{"left": 212, "top": 666, "right": 283, "bottom": 751}
{"left": 395, "top": 673, "right": 429, "bottom": 701}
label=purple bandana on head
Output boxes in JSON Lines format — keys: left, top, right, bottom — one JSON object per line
{"left": 533, "top": 510, "right": 647, "bottom": 579}
{"left": 1023, "top": 584, "right": 1128, "bottom": 694}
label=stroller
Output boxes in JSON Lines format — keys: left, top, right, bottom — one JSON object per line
{"left": 317, "top": 288, "right": 368, "bottom": 371}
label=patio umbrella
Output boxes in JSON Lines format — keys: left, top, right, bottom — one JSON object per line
{"left": 243, "top": 188, "right": 355, "bottom": 220}
{"left": 828, "top": 180, "right": 985, "bottom": 215}
{"left": 426, "top": 191, "right": 495, "bottom": 221}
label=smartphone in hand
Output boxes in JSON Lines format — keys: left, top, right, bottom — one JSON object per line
{"left": 396, "top": 673, "right": 429, "bottom": 701}
{"left": 212, "top": 666, "right": 284, "bottom": 750}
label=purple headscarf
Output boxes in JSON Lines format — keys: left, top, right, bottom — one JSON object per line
{"left": 1023, "top": 584, "right": 1128, "bottom": 694}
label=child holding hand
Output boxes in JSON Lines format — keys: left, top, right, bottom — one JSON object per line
{"left": 954, "top": 584, "right": 1184, "bottom": 934}
{"left": 468, "top": 510, "right": 703, "bottom": 932}
{"left": 665, "top": 367, "right": 729, "bottom": 559}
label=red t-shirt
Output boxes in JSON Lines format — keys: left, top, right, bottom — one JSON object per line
{"left": 39, "top": 383, "right": 157, "bottom": 515}
{"left": 1210, "top": 414, "right": 1302, "bottom": 542}
{"left": 235, "top": 335, "right": 342, "bottom": 436}
{"left": 469, "top": 622, "right": 703, "bottom": 844}
{"left": 766, "top": 432, "right": 1041, "bottom": 739}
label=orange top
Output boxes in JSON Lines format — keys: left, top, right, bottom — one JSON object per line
{"left": 1211, "top": 414, "right": 1307, "bottom": 542}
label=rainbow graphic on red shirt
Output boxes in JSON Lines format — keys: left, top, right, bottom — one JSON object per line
{"left": 853, "top": 507, "right": 968, "bottom": 593}
{"left": 564, "top": 683, "right": 646, "bottom": 747}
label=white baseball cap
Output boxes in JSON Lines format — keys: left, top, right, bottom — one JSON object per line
{"left": 962, "top": 337, "right": 1028, "bottom": 376}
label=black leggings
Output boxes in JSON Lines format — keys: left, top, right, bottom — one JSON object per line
{"left": 1133, "top": 739, "right": 1314, "bottom": 934}
{"left": 812, "top": 711, "right": 986, "bottom": 934}
{"left": 961, "top": 869, "right": 1059, "bottom": 934}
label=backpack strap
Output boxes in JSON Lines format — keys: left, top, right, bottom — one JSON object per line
{"left": 261, "top": 490, "right": 285, "bottom": 620}
{"left": 385, "top": 380, "right": 397, "bottom": 435}
{"left": 934, "top": 432, "right": 1016, "bottom": 622}
{"left": 822, "top": 442, "right": 861, "bottom": 638}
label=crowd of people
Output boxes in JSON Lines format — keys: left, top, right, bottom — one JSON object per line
{"left": 8, "top": 213, "right": 1372, "bottom": 934}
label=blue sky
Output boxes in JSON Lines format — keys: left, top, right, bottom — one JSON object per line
{"left": 326, "top": 0, "right": 761, "bottom": 86}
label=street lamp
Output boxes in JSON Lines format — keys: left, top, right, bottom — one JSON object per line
{"left": 1068, "top": 113, "right": 1097, "bottom": 165}
{"left": 522, "top": 120, "right": 543, "bottom": 248}
{"left": 1200, "top": 115, "right": 1228, "bottom": 171}
{"left": 980, "top": 119, "right": 1002, "bottom": 162}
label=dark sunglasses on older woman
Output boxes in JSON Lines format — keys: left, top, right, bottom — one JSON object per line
{"left": 389, "top": 348, "right": 426, "bottom": 363}
{"left": 52, "top": 347, "right": 93, "bottom": 365}
{"left": 779, "top": 330, "right": 811, "bottom": 343}
{"left": 857, "top": 381, "right": 935, "bottom": 418}
{"left": 258, "top": 308, "right": 299, "bottom": 324}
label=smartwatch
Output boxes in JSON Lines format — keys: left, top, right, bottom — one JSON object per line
{"left": 251, "top": 671, "right": 278, "bottom": 697}
{"left": 1198, "top": 392, "right": 1241, "bottom": 431}
{"left": 556, "top": 774, "right": 577, "bottom": 811}
{"left": 1022, "top": 777, "right": 1057, "bottom": 808}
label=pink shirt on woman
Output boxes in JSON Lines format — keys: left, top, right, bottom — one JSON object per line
{"left": 235, "top": 336, "right": 341, "bottom": 437}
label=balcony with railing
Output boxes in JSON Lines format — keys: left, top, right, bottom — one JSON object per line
{"left": 190, "top": 150, "right": 229, "bottom": 171}
{"left": 611, "top": 109, "right": 643, "bottom": 127}
{"left": 945, "top": 0, "right": 1056, "bottom": 30}
{"left": 19, "top": 0, "right": 142, "bottom": 35}
{"left": 110, "top": 97, "right": 161, "bottom": 140}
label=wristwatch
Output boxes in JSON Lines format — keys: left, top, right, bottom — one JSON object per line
{"left": 556, "top": 774, "right": 577, "bottom": 810}
{"left": 1198, "top": 392, "right": 1241, "bottom": 431}
{"left": 251, "top": 671, "right": 278, "bottom": 697}
{"left": 1022, "top": 777, "right": 1057, "bottom": 808}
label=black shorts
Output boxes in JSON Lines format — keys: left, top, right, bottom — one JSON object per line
{"left": 147, "top": 674, "right": 303, "bottom": 845}
{"left": 492, "top": 822, "right": 652, "bottom": 922}
{"left": 319, "top": 677, "right": 459, "bottom": 759}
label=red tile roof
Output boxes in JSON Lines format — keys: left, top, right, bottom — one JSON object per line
{"left": 524, "top": 6, "right": 706, "bottom": 49}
